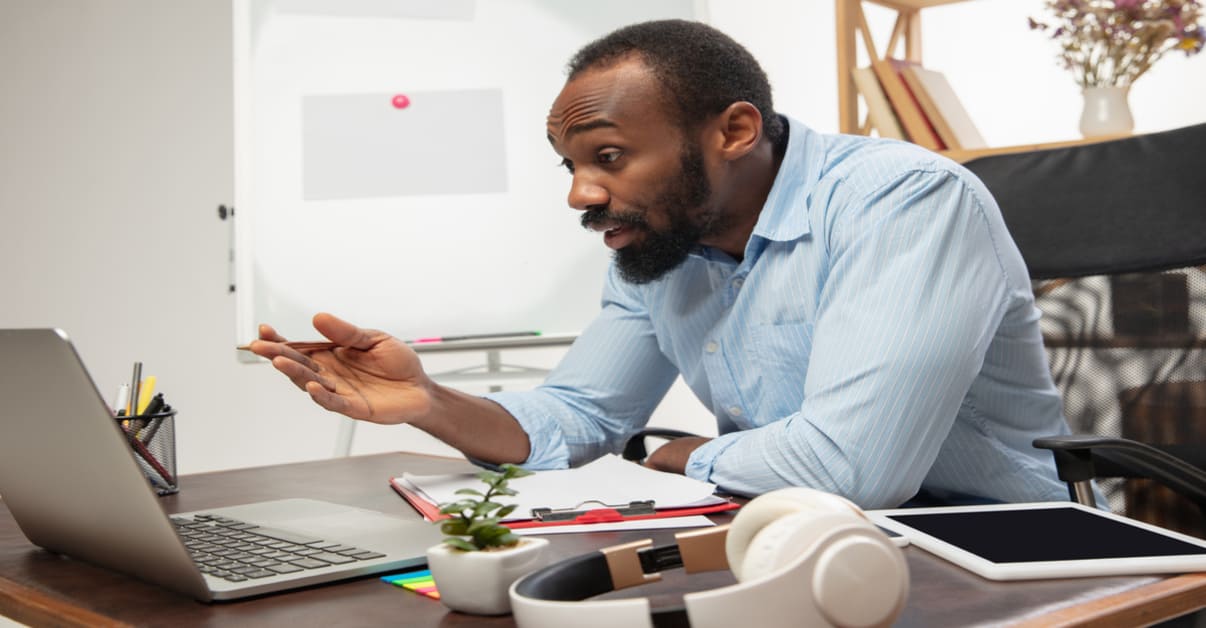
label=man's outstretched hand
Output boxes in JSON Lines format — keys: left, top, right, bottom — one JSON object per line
{"left": 248, "top": 312, "right": 434, "bottom": 424}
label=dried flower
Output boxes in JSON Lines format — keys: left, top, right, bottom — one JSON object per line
{"left": 1029, "top": 0, "right": 1206, "bottom": 87}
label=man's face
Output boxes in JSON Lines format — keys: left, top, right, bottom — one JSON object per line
{"left": 546, "top": 58, "right": 723, "bottom": 284}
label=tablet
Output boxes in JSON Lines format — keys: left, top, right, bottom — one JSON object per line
{"left": 867, "top": 502, "right": 1206, "bottom": 580}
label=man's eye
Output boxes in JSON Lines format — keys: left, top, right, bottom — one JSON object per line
{"left": 560, "top": 158, "right": 575, "bottom": 174}
{"left": 597, "top": 150, "right": 622, "bottom": 165}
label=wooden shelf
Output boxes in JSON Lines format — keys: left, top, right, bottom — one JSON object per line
{"left": 836, "top": 0, "right": 966, "bottom": 134}
{"left": 835, "top": 1, "right": 1129, "bottom": 162}
{"left": 940, "top": 135, "right": 1127, "bottom": 163}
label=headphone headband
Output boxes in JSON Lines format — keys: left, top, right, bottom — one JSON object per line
{"left": 511, "top": 526, "right": 730, "bottom": 626}
{"left": 510, "top": 488, "right": 909, "bottom": 628}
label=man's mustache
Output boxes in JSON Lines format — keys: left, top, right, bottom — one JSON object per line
{"left": 580, "top": 207, "right": 647, "bottom": 230}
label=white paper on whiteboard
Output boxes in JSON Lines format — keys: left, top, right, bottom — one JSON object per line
{"left": 302, "top": 89, "right": 507, "bottom": 200}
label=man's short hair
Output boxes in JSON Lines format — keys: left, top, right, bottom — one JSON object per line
{"left": 567, "top": 19, "right": 786, "bottom": 148}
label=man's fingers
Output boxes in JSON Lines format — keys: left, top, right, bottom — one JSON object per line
{"left": 253, "top": 340, "right": 324, "bottom": 373}
{"left": 305, "top": 381, "right": 365, "bottom": 419}
{"left": 258, "top": 323, "right": 288, "bottom": 342}
{"left": 312, "top": 312, "right": 384, "bottom": 351}
{"left": 271, "top": 356, "right": 336, "bottom": 393}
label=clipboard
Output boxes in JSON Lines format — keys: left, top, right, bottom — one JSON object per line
{"left": 389, "top": 477, "right": 740, "bottom": 530}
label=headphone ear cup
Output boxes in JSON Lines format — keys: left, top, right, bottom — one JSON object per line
{"left": 811, "top": 527, "right": 910, "bottom": 628}
{"left": 725, "top": 488, "right": 862, "bottom": 581}
{"left": 737, "top": 510, "right": 852, "bottom": 582}
{"left": 738, "top": 510, "right": 909, "bottom": 627}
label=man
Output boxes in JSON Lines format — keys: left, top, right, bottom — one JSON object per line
{"left": 251, "top": 20, "right": 1073, "bottom": 509}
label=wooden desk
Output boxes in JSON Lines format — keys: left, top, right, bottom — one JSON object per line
{"left": 1, "top": 453, "right": 1204, "bottom": 627}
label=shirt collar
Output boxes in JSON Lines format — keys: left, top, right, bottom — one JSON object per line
{"left": 749, "top": 115, "right": 825, "bottom": 243}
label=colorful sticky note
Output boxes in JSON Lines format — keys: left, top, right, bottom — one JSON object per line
{"left": 382, "top": 569, "right": 440, "bottom": 600}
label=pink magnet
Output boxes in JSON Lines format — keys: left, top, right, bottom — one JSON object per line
{"left": 391, "top": 94, "right": 411, "bottom": 109}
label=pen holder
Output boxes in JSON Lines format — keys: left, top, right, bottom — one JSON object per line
{"left": 115, "top": 409, "right": 178, "bottom": 496}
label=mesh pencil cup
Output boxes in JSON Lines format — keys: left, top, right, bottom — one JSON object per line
{"left": 115, "top": 408, "right": 178, "bottom": 496}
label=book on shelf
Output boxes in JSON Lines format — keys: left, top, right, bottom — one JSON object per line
{"left": 870, "top": 58, "right": 946, "bottom": 151}
{"left": 851, "top": 66, "right": 906, "bottom": 140}
{"left": 900, "top": 65, "right": 987, "bottom": 151}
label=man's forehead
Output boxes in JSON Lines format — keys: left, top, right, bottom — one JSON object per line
{"left": 546, "top": 60, "right": 661, "bottom": 143}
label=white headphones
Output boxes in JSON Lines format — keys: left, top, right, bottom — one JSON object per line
{"left": 510, "top": 487, "right": 909, "bottom": 628}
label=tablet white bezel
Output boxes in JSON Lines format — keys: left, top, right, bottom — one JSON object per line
{"left": 867, "top": 502, "right": 1206, "bottom": 581}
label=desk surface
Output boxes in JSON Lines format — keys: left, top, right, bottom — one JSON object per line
{"left": 1, "top": 453, "right": 1204, "bottom": 627}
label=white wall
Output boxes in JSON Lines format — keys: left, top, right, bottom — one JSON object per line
{"left": 2, "top": 0, "right": 1203, "bottom": 475}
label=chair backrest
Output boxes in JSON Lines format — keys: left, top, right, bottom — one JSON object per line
{"left": 964, "top": 123, "right": 1206, "bottom": 537}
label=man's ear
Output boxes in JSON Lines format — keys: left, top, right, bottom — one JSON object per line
{"left": 713, "top": 101, "right": 763, "bottom": 162}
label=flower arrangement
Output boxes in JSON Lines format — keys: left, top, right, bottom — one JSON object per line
{"left": 1029, "top": 0, "right": 1206, "bottom": 87}
{"left": 437, "top": 463, "right": 532, "bottom": 551}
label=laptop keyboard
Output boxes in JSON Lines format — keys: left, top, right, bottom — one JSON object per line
{"left": 171, "top": 513, "right": 386, "bottom": 582}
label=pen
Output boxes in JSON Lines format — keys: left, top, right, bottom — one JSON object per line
{"left": 127, "top": 432, "right": 173, "bottom": 488}
{"left": 129, "top": 362, "right": 142, "bottom": 417}
{"left": 236, "top": 331, "right": 543, "bottom": 352}
{"left": 113, "top": 384, "right": 130, "bottom": 418}
{"left": 136, "top": 375, "right": 157, "bottom": 414}
{"left": 138, "top": 396, "right": 168, "bottom": 444}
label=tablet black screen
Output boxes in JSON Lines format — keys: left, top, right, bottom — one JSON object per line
{"left": 886, "top": 506, "right": 1206, "bottom": 563}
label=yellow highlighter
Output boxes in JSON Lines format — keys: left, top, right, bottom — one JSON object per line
{"left": 136, "top": 376, "right": 157, "bottom": 415}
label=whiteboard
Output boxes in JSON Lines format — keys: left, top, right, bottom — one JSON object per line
{"left": 233, "top": 0, "right": 700, "bottom": 346}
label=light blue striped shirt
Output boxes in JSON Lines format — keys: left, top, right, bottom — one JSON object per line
{"left": 486, "top": 116, "right": 1072, "bottom": 508}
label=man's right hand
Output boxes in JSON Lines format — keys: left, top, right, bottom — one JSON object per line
{"left": 248, "top": 312, "right": 434, "bottom": 425}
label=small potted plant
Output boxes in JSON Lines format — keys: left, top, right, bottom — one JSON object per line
{"left": 425, "top": 463, "right": 550, "bottom": 615}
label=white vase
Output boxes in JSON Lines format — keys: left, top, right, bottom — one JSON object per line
{"left": 426, "top": 537, "right": 550, "bottom": 615}
{"left": 1079, "top": 86, "right": 1134, "bottom": 138}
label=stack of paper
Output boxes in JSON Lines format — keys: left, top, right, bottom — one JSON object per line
{"left": 391, "top": 454, "right": 738, "bottom": 534}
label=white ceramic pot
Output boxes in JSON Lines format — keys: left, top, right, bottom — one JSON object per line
{"left": 426, "top": 537, "right": 550, "bottom": 615}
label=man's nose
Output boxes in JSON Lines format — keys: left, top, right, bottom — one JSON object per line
{"left": 567, "top": 174, "right": 608, "bottom": 212}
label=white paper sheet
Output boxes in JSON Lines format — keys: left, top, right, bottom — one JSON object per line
{"left": 401, "top": 454, "right": 727, "bottom": 522}
{"left": 511, "top": 516, "right": 715, "bottom": 536}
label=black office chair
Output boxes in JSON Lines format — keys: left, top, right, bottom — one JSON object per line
{"left": 962, "top": 123, "right": 1206, "bottom": 537}
{"left": 624, "top": 124, "right": 1206, "bottom": 535}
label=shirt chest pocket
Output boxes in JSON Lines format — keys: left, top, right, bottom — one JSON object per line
{"left": 749, "top": 321, "right": 814, "bottom": 420}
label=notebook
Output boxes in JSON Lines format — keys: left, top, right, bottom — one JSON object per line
{"left": 0, "top": 328, "right": 443, "bottom": 601}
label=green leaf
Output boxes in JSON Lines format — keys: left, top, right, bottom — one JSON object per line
{"left": 442, "top": 537, "right": 478, "bottom": 552}
{"left": 440, "top": 520, "right": 468, "bottom": 536}
{"left": 438, "top": 501, "right": 474, "bottom": 515}
{"left": 495, "top": 532, "right": 520, "bottom": 547}
{"left": 493, "top": 487, "right": 518, "bottom": 497}
{"left": 477, "top": 526, "right": 511, "bottom": 543}
{"left": 499, "top": 463, "right": 533, "bottom": 479}
{"left": 473, "top": 501, "right": 502, "bottom": 517}
{"left": 496, "top": 504, "right": 518, "bottom": 519}
{"left": 453, "top": 488, "right": 484, "bottom": 497}
{"left": 476, "top": 470, "right": 500, "bottom": 484}
{"left": 467, "top": 517, "right": 500, "bottom": 532}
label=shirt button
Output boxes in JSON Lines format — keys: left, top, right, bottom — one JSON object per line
{"left": 705, "top": 341, "right": 719, "bottom": 353}
{"left": 728, "top": 406, "right": 743, "bottom": 417}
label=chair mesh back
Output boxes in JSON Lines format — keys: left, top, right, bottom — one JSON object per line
{"left": 1035, "top": 270, "right": 1206, "bottom": 534}
{"left": 964, "top": 124, "right": 1206, "bottom": 535}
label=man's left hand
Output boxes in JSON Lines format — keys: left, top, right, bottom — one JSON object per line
{"left": 642, "top": 436, "right": 711, "bottom": 474}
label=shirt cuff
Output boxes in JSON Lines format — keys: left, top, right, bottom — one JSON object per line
{"left": 481, "top": 390, "right": 571, "bottom": 470}
{"left": 684, "top": 431, "right": 743, "bottom": 485}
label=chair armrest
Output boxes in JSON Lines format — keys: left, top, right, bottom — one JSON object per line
{"left": 1033, "top": 435, "right": 1206, "bottom": 509}
{"left": 621, "top": 428, "right": 700, "bottom": 462}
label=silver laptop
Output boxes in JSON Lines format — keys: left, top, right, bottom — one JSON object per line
{"left": 0, "top": 328, "right": 442, "bottom": 601}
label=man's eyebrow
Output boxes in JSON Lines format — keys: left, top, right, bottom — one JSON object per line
{"left": 551, "top": 118, "right": 618, "bottom": 144}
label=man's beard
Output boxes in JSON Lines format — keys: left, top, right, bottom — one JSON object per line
{"left": 580, "top": 144, "right": 716, "bottom": 284}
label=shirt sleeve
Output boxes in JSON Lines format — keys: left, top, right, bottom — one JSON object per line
{"left": 686, "top": 166, "right": 1021, "bottom": 508}
{"left": 484, "top": 265, "right": 680, "bottom": 470}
